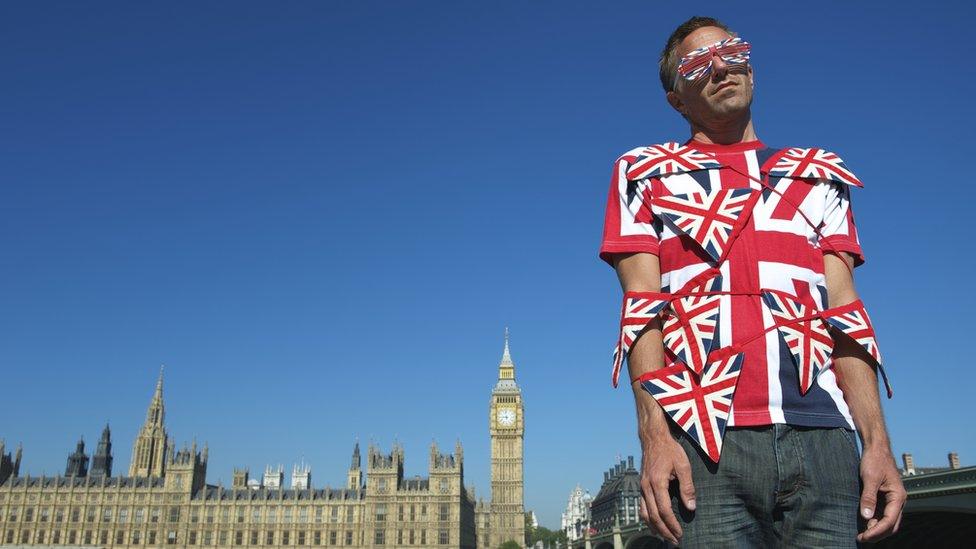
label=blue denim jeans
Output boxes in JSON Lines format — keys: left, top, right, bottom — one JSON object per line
{"left": 671, "top": 425, "right": 861, "bottom": 548}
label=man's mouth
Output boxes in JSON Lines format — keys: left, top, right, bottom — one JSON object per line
{"left": 713, "top": 81, "right": 736, "bottom": 94}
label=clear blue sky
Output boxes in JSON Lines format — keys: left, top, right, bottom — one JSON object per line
{"left": 2, "top": 1, "right": 973, "bottom": 529}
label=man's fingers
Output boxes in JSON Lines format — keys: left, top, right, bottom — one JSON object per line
{"left": 642, "top": 487, "right": 673, "bottom": 544}
{"left": 857, "top": 518, "right": 879, "bottom": 542}
{"left": 891, "top": 486, "right": 907, "bottom": 534}
{"left": 652, "top": 475, "right": 683, "bottom": 543}
{"left": 873, "top": 487, "right": 907, "bottom": 539}
{"left": 859, "top": 489, "right": 906, "bottom": 542}
{"left": 862, "top": 513, "right": 898, "bottom": 542}
{"left": 674, "top": 459, "right": 697, "bottom": 511}
{"left": 859, "top": 474, "right": 881, "bottom": 519}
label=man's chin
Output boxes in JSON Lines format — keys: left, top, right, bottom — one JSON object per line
{"left": 706, "top": 96, "right": 752, "bottom": 119}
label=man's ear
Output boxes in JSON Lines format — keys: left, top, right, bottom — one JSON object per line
{"left": 666, "top": 90, "right": 685, "bottom": 116}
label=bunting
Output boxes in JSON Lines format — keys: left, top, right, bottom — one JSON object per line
{"left": 762, "top": 291, "right": 834, "bottom": 395}
{"left": 611, "top": 292, "right": 671, "bottom": 387}
{"left": 640, "top": 350, "right": 744, "bottom": 462}
{"left": 655, "top": 188, "right": 757, "bottom": 262}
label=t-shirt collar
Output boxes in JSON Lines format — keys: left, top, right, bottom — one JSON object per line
{"left": 685, "top": 139, "right": 766, "bottom": 154}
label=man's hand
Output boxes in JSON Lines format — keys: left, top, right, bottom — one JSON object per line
{"left": 824, "top": 251, "right": 906, "bottom": 543}
{"left": 615, "top": 252, "right": 697, "bottom": 544}
{"left": 856, "top": 444, "right": 907, "bottom": 543}
{"left": 637, "top": 434, "right": 696, "bottom": 545}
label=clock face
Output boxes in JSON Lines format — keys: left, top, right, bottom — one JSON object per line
{"left": 497, "top": 408, "right": 516, "bottom": 427}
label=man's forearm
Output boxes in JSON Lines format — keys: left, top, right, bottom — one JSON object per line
{"left": 613, "top": 252, "right": 674, "bottom": 440}
{"left": 823, "top": 252, "right": 891, "bottom": 448}
{"left": 614, "top": 252, "right": 666, "bottom": 385}
{"left": 833, "top": 339, "right": 890, "bottom": 448}
{"left": 629, "top": 324, "right": 673, "bottom": 441}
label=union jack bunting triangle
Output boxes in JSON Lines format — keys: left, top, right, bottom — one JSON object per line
{"left": 824, "top": 300, "right": 893, "bottom": 398}
{"left": 768, "top": 148, "right": 863, "bottom": 188}
{"left": 611, "top": 292, "right": 671, "bottom": 387}
{"left": 655, "top": 188, "right": 757, "bottom": 263}
{"left": 640, "top": 350, "right": 744, "bottom": 463}
{"left": 762, "top": 290, "right": 834, "bottom": 395}
{"left": 662, "top": 275, "right": 723, "bottom": 375}
{"left": 625, "top": 142, "right": 722, "bottom": 180}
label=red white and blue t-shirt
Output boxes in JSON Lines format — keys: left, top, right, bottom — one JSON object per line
{"left": 600, "top": 139, "right": 865, "bottom": 430}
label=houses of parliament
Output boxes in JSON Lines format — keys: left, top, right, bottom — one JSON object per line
{"left": 0, "top": 335, "right": 525, "bottom": 548}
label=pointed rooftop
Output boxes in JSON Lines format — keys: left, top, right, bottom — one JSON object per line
{"left": 494, "top": 327, "right": 520, "bottom": 393}
{"left": 144, "top": 365, "right": 166, "bottom": 426}
{"left": 501, "top": 327, "right": 513, "bottom": 365}
{"left": 154, "top": 365, "right": 164, "bottom": 399}
{"left": 350, "top": 441, "right": 361, "bottom": 470}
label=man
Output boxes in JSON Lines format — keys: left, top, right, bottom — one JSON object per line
{"left": 599, "top": 16, "right": 906, "bottom": 547}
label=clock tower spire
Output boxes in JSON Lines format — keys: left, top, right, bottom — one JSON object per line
{"left": 498, "top": 327, "right": 516, "bottom": 382}
{"left": 488, "top": 328, "right": 525, "bottom": 547}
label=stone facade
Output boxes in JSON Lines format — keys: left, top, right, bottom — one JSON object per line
{"left": 482, "top": 329, "right": 526, "bottom": 548}
{"left": 0, "top": 441, "right": 474, "bottom": 548}
{"left": 589, "top": 456, "right": 640, "bottom": 536}
{"left": 560, "top": 484, "right": 592, "bottom": 543}
{"left": 0, "top": 334, "right": 527, "bottom": 548}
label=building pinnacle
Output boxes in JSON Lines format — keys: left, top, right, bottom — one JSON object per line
{"left": 501, "top": 327, "right": 513, "bottom": 365}
{"left": 155, "top": 365, "right": 164, "bottom": 397}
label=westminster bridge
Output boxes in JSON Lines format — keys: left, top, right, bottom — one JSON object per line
{"left": 573, "top": 465, "right": 976, "bottom": 549}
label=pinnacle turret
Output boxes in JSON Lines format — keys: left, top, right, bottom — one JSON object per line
{"left": 129, "top": 368, "right": 169, "bottom": 478}
{"left": 91, "top": 423, "right": 113, "bottom": 478}
{"left": 65, "top": 437, "right": 89, "bottom": 477}
{"left": 350, "top": 441, "right": 361, "bottom": 470}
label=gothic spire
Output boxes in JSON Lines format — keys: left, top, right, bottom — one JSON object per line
{"left": 65, "top": 437, "right": 89, "bottom": 477}
{"left": 129, "top": 368, "right": 169, "bottom": 478}
{"left": 501, "top": 327, "right": 513, "bottom": 365}
{"left": 91, "top": 423, "right": 113, "bottom": 479}
{"left": 154, "top": 364, "right": 164, "bottom": 400}
{"left": 497, "top": 328, "right": 517, "bottom": 384}
{"left": 145, "top": 365, "right": 165, "bottom": 426}
{"left": 350, "top": 441, "right": 361, "bottom": 470}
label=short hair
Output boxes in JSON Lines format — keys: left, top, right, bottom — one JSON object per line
{"left": 659, "top": 16, "right": 733, "bottom": 93}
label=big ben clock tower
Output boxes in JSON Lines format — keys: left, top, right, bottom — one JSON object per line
{"left": 489, "top": 328, "right": 525, "bottom": 548}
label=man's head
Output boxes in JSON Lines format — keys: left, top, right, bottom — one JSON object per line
{"left": 659, "top": 16, "right": 754, "bottom": 128}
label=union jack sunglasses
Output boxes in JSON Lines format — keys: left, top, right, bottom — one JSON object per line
{"left": 677, "top": 36, "right": 751, "bottom": 82}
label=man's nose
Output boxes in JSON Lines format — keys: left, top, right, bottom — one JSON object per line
{"left": 710, "top": 52, "right": 729, "bottom": 80}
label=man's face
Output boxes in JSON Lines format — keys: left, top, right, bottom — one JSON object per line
{"left": 668, "top": 26, "right": 754, "bottom": 125}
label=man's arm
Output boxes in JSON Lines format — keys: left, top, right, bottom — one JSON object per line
{"left": 614, "top": 252, "right": 696, "bottom": 545}
{"left": 824, "top": 252, "right": 906, "bottom": 543}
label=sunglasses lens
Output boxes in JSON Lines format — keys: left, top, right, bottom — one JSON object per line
{"left": 678, "top": 38, "right": 750, "bottom": 81}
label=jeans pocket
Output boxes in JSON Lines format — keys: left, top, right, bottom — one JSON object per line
{"left": 838, "top": 428, "right": 861, "bottom": 460}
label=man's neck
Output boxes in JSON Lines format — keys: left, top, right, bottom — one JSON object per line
{"left": 689, "top": 115, "right": 758, "bottom": 145}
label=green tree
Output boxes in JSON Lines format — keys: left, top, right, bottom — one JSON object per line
{"left": 528, "top": 526, "right": 568, "bottom": 547}
{"left": 524, "top": 512, "right": 536, "bottom": 545}
{"left": 499, "top": 541, "right": 522, "bottom": 549}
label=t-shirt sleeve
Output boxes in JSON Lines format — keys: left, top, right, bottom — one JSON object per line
{"left": 819, "top": 181, "right": 865, "bottom": 266}
{"left": 598, "top": 154, "right": 661, "bottom": 266}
